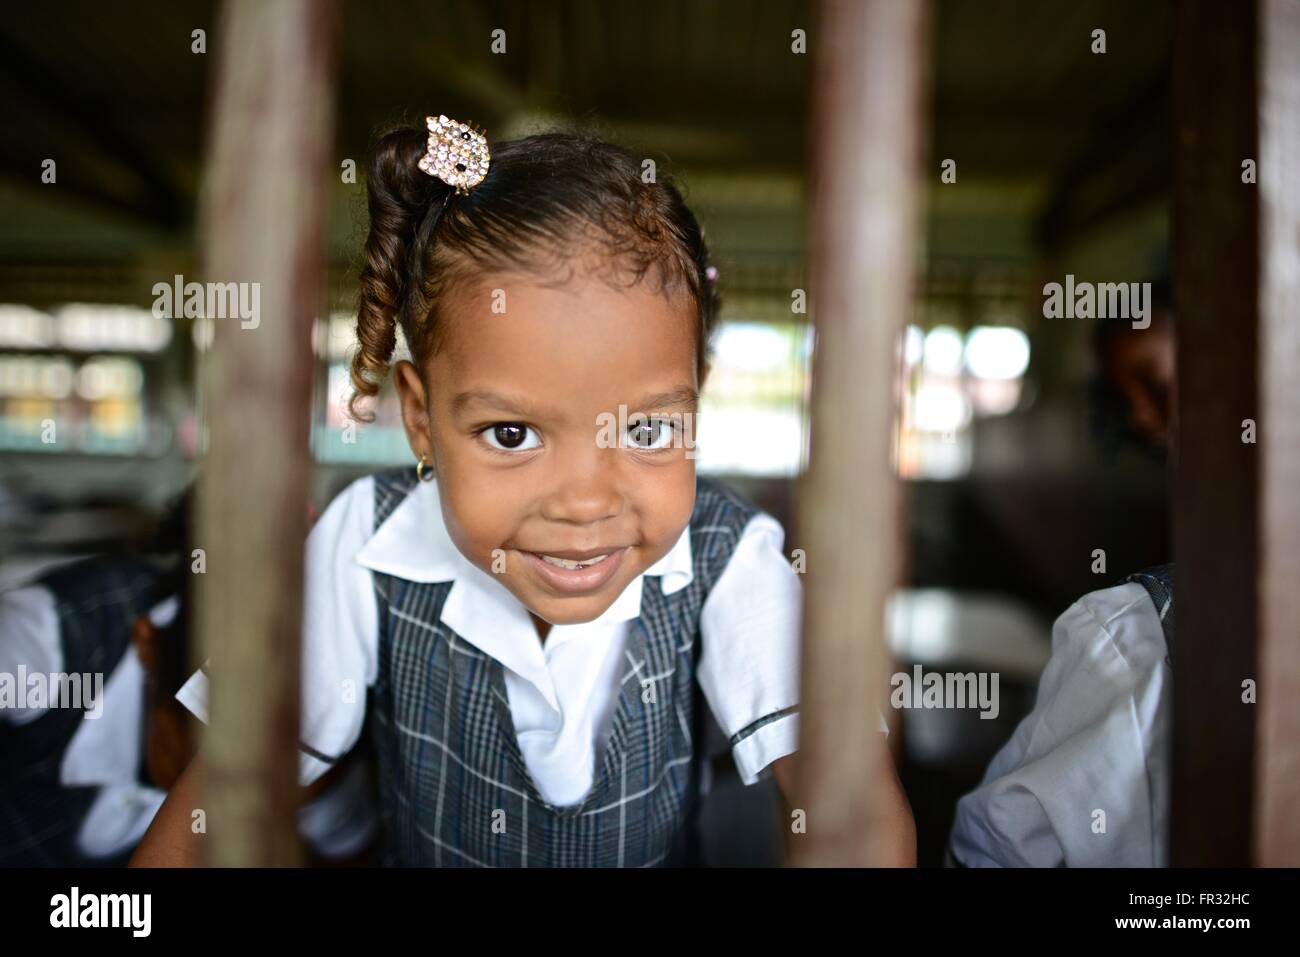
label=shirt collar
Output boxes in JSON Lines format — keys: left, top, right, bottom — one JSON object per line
{"left": 354, "top": 477, "right": 694, "bottom": 707}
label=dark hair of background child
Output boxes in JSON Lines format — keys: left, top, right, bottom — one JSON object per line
{"left": 1088, "top": 275, "right": 1174, "bottom": 459}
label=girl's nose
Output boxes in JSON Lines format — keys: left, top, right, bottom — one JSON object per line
{"left": 538, "top": 447, "right": 625, "bottom": 526}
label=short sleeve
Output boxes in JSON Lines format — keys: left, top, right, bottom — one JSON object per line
{"left": 173, "top": 476, "right": 379, "bottom": 787}
{"left": 697, "top": 512, "right": 802, "bottom": 785}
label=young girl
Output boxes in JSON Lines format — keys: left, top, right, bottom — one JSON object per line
{"left": 135, "top": 118, "right": 913, "bottom": 867}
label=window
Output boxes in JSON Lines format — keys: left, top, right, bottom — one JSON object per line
{"left": 0, "top": 304, "right": 171, "bottom": 455}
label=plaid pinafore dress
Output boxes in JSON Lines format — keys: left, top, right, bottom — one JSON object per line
{"left": 364, "top": 467, "right": 759, "bottom": 867}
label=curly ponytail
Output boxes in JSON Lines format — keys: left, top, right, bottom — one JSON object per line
{"left": 348, "top": 128, "right": 449, "bottom": 423}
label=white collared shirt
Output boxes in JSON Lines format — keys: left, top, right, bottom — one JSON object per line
{"left": 0, "top": 585, "right": 170, "bottom": 859}
{"left": 1, "top": 587, "right": 374, "bottom": 861}
{"left": 948, "top": 581, "right": 1171, "bottom": 867}
{"left": 177, "top": 474, "right": 803, "bottom": 807}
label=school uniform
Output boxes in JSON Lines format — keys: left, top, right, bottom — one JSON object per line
{"left": 0, "top": 556, "right": 170, "bottom": 866}
{"left": 1, "top": 561, "right": 377, "bottom": 865}
{"left": 177, "top": 467, "right": 804, "bottom": 866}
{"left": 947, "top": 567, "right": 1174, "bottom": 867}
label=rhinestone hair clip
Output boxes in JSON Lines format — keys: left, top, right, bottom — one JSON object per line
{"left": 417, "top": 115, "right": 490, "bottom": 194}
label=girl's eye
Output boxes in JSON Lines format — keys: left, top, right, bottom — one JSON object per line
{"left": 626, "top": 417, "right": 676, "bottom": 451}
{"left": 480, "top": 423, "right": 541, "bottom": 452}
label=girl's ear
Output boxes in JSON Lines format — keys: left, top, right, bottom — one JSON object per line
{"left": 393, "top": 359, "right": 433, "bottom": 455}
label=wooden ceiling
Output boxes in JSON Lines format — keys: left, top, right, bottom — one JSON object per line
{"left": 0, "top": 0, "right": 1170, "bottom": 279}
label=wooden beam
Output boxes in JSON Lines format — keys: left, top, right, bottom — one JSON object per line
{"left": 0, "top": 33, "right": 187, "bottom": 228}
{"left": 790, "top": 0, "right": 927, "bottom": 866}
{"left": 195, "top": 0, "right": 338, "bottom": 867}
{"left": 1254, "top": 0, "right": 1300, "bottom": 867}
{"left": 1169, "top": 0, "right": 1259, "bottom": 866}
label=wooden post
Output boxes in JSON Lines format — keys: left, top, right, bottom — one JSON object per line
{"left": 791, "top": 0, "right": 928, "bottom": 865}
{"left": 1170, "top": 0, "right": 1264, "bottom": 867}
{"left": 195, "top": 0, "right": 338, "bottom": 867}
{"left": 1253, "top": 0, "right": 1300, "bottom": 867}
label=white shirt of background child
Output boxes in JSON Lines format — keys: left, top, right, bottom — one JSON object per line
{"left": 1, "top": 590, "right": 373, "bottom": 861}
{"left": 948, "top": 581, "right": 1171, "bottom": 867}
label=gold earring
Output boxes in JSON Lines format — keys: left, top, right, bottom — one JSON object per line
{"left": 416, "top": 453, "right": 435, "bottom": 483}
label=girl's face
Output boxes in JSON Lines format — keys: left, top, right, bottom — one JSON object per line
{"left": 394, "top": 266, "right": 701, "bottom": 632}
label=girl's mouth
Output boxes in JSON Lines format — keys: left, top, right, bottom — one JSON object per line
{"left": 521, "top": 546, "right": 628, "bottom": 594}
{"left": 539, "top": 553, "right": 609, "bottom": 569}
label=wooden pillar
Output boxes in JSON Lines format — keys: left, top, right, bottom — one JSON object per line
{"left": 1254, "top": 0, "right": 1300, "bottom": 867}
{"left": 1169, "top": 0, "right": 1259, "bottom": 869}
{"left": 791, "top": 0, "right": 928, "bottom": 866}
{"left": 1170, "top": 0, "right": 1264, "bottom": 867}
{"left": 195, "top": 0, "right": 338, "bottom": 867}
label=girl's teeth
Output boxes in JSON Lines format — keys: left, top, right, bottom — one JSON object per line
{"left": 540, "top": 553, "right": 609, "bottom": 569}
